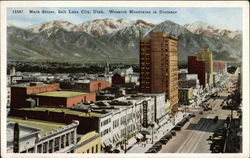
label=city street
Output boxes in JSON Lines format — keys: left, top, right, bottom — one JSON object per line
{"left": 160, "top": 74, "right": 237, "bottom": 153}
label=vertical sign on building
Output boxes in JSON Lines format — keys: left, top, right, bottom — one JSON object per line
{"left": 13, "top": 123, "right": 20, "bottom": 153}
{"left": 142, "top": 101, "right": 148, "bottom": 127}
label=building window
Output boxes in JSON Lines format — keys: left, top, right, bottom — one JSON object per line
{"left": 96, "top": 144, "right": 99, "bottom": 152}
{"left": 37, "top": 144, "right": 42, "bottom": 153}
{"left": 61, "top": 136, "right": 65, "bottom": 148}
{"left": 71, "top": 131, "right": 74, "bottom": 144}
{"left": 49, "top": 140, "right": 53, "bottom": 153}
{"left": 87, "top": 149, "right": 89, "bottom": 153}
{"left": 43, "top": 142, "right": 48, "bottom": 153}
{"left": 54, "top": 137, "right": 60, "bottom": 151}
{"left": 92, "top": 146, "right": 94, "bottom": 153}
{"left": 66, "top": 134, "right": 69, "bottom": 146}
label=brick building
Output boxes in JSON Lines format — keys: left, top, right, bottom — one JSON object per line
{"left": 188, "top": 56, "right": 206, "bottom": 88}
{"left": 33, "top": 91, "right": 96, "bottom": 108}
{"left": 112, "top": 73, "right": 125, "bottom": 85}
{"left": 10, "top": 82, "right": 96, "bottom": 109}
{"left": 74, "top": 79, "right": 111, "bottom": 93}
{"left": 213, "top": 61, "right": 227, "bottom": 73}
{"left": 140, "top": 32, "right": 179, "bottom": 114}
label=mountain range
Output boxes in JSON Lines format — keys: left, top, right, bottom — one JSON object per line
{"left": 7, "top": 18, "right": 242, "bottom": 64}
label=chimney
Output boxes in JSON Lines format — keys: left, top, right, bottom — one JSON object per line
{"left": 13, "top": 123, "right": 20, "bottom": 153}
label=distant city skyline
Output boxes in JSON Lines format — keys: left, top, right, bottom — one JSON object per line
{"left": 7, "top": 7, "right": 242, "bottom": 31}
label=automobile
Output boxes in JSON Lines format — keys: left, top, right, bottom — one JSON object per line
{"left": 173, "top": 125, "right": 182, "bottom": 131}
{"left": 112, "top": 149, "right": 120, "bottom": 153}
{"left": 146, "top": 148, "right": 157, "bottom": 153}
{"left": 165, "top": 133, "right": 172, "bottom": 139}
{"left": 159, "top": 138, "right": 168, "bottom": 144}
{"left": 185, "top": 116, "right": 190, "bottom": 121}
{"left": 189, "top": 113, "right": 196, "bottom": 117}
{"left": 151, "top": 144, "right": 162, "bottom": 151}
{"left": 211, "top": 149, "right": 222, "bottom": 153}
{"left": 162, "top": 136, "right": 170, "bottom": 141}
{"left": 171, "top": 130, "right": 176, "bottom": 136}
{"left": 210, "top": 145, "right": 224, "bottom": 151}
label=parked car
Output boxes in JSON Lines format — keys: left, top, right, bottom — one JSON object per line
{"left": 159, "top": 138, "right": 168, "bottom": 144}
{"left": 171, "top": 130, "right": 176, "bottom": 136}
{"left": 165, "top": 133, "right": 172, "bottom": 139}
{"left": 146, "top": 148, "right": 157, "bottom": 153}
{"left": 173, "top": 125, "right": 182, "bottom": 131}
{"left": 151, "top": 144, "right": 162, "bottom": 151}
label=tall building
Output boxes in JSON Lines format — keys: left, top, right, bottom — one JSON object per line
{"left": 188, "top": 46, "right": 214, "bottom": 88}
{"left": 196, "top": 45, "right": 213, "bottom": 74}
{"left": 188, "top": 56, "right": 206, "bottom": 88}
{"left": 140, "top": 32, "right": 179, "bottom": 114}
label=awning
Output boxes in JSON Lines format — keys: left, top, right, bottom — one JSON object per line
{"left": 127, "top": 137, "right": 137, "bottom": 146}
{"left": 136, "top": 133, "right": 144, "bottom": 139}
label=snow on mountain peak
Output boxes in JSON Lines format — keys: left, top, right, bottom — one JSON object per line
{"left": 184, "top": 21, "right": 241, "bottom": 39}
{"left": 26, "top": 18, "right": 155, "bottom": 36}
{"left": 27, "top": 20, "right": 77, "bottom": 33}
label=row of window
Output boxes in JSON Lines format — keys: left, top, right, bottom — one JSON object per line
{"left": 35, "top": 131, "right": 74, "bottom": 153}
{"left": 113, "top": 119, "right": 119, "bottom": 129}
{"left": 101, "top": 127, "right": 111, "bottom": 137}
{"left": 85, "top": 144, "right": 99, "bottom": 153}
{"left": 101, "top": 118, "right": 111, "bottom": 127}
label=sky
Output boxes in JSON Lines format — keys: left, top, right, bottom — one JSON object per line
{"left": 7, "top": 7, "right": 242, "bottom": 31}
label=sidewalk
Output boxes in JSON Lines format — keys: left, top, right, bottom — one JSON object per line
{"left": 126, "top": 111, "right": 187, "bottom": 153}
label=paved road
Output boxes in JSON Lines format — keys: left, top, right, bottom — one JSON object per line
{"left": 160, "top": 75, "right": 237, "bottom": 153}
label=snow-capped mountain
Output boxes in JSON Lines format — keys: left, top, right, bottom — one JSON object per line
{"left": 27, "top": 18, "right": 155, "bottom": 36}
{"left": 184, "top": 21, "right": 242, "bottom": 39}
{"left": 8, "top": 19, "right": 242, "bottom": 64}
{"left": 77, "top": 18, "right": 133, "bottom": 35}
{"left": 27, "top": 20, "right": 78, "bottom": 33}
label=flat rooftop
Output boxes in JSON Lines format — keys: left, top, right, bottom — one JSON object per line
{"left": 35, "top": 91, "right": 88, "bottom": 98}
{"left": 78, "top": 131, "right": 99, "bottom": 143}
{"left": 19, "top": 107, "right": 105, "bottom": 117}
{"left": 8, "top": 117, "right": 66, "bottom": 135}
{"left": 12, "top": 84, "right": 48, "bottom": 88}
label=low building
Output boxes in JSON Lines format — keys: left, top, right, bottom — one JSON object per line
{"left": 74, "top": 79, "right": 111, "bottom": 93}
{"left": 10, "top": 95, "right": 161, "bottom": 153}
{"left": 213, "top": 61, "right": 227, "bottom": 73}
{"left": 179, "top": 88, "right": 193, "bottom": 105}
{"left": 33, "top": 91, "right": 96, "bottom": 108}
{"left": 10, "top": 83, "right": 60, "bottom": 109}
{"left": 7, "top": 117, "right": 79, "bottom": 153}
{"left": 75, "top": 131, "right": 101, "bottom": 153}
{"left": 112, "top": 73, "right": 125, "bottom": 85}
{"left": 10, "top": 82, "right": 96, "bottom": 109}
{"left": 179, "top": 73, "right": 200, "bottom": 89}
{"left": 9, "top": 107, "right": 108, "bottom": 135}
